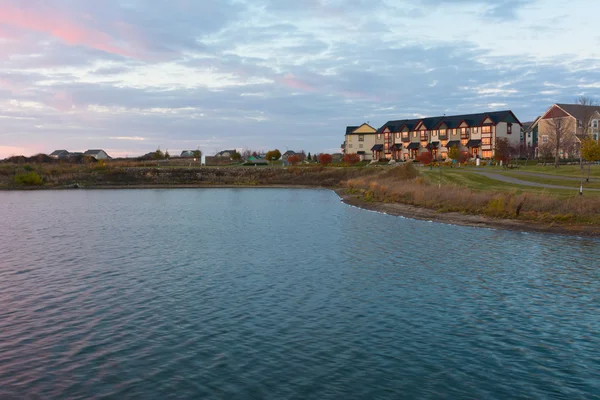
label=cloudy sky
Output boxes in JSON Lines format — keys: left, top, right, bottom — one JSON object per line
{"left": 1, "top": 0, "right": 599, "bottom": 158}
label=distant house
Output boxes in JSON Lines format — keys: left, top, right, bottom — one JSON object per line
{"left": 84, "top": 149, "right": 111, "bottom": 160}
{"left": 282, "top": 150, "right": 296, "bottom": 160}
{"left": 244, "top": 156, "right": 269, "bottom": 166}
{"left": 216, "top": 150, "right": 235, "bottom": 157}
{"left": 180, "top": 150, "right": 194, "bottom": 158}
{"left": 49, "top": 150, "right": 70, "bottom": 159}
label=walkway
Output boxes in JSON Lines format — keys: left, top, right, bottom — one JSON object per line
{"left": 473, "top": 171, "right": 600, "bottom": 191}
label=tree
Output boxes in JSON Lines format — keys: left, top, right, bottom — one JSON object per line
{"left": 307, "top": 152, "right": 312, "bottom": 161}
{"left": 164, "top": 150, "right": 170, "bottom": 159}
{"left": 153, "top": 149, "right": 164, "bottom": 160}
{"left": 343, "top": 153, "right": 360, "bottom": 165}
{"left": 231, "top": 150, "right": 242, "bottom": 161}
{"left": 193, "top": 149, "right": 202, "bottom": 159}
{"left": 447, "top": 145, "right": 461, "bottom": 167}
{"left": 287, "top": 155, "right": 301, "bottom": 165}
{"left": 318, "top": 153, "right": 333, "bottom": 166}
{"left": 576, "top": 96, "right": 598, "bottom": 137}
{"left": 299, "top": 150, "right": 306, "bottom": 161}
{"left": 494, "top": 138, "right": 514, "bottom": 167}
{"left": 417, "top": 151, "right": 433, "bottom": 165}
{"left": 242, "top": 149, "right": 252, "bottom": 159}
{"left": 459, "top": 151, "right": 471, "bottom": 164}
{"left": 543, "top": 116, "right": 575, "bottom": 168}
{"left": 581, "top": 136, "right": 600, "bottom": 182}
{"left": 265, "top": 149, "right": 281, "bottom": 163}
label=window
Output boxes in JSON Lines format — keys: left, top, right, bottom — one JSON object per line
{"left": 594, "top": 134, "right": 598, "bottom": 141}
{"left": 482, "top": 126, "right": 492, "bottom": 134}
{"left": 396, "top": 132, "right": 400, "bottom": 139}
{"left": 348, "top": 136, "right": 352, "bottom": 142}
{"left": 472, "top": 127, "right": 479, "bottom": 134}
{"left": 359, "top": 135, "right": 364, "bottom": 141}
{"left": 377, "top": 133, "right": 381, "bottom": 139}
{"left": 482, "top": 150, "right": 493, "bottom": 158}
{"left": 482, "top": 138, "right": 491, "bottom": 145}
{"left": 507, "top": 123, "right": 512, "bottom": 134}
{"left": 460, "top": 128, "right": 468, "bottom": 139}
{"left": 402, "top": 132, "right": 409, "bottom": 140}
{"left": 348, "top": 144, "right": 353, "bottom": 148}
{"left": 578, "top": 120, "right": 583, "bottom": 128}
{"left": 542, "top": 135, "right": 549, "bottom": 144}
{"left": 439, "top": 129, "right": 447, "bottom": 137}
{"left": 413, "top": 132, "right": 417, "bottom": 138}
{"left": 593, "top": 120, "right": 598, "bottom": 129}
{"left": 528, "top": 131, "right": 531, "bottom": 138}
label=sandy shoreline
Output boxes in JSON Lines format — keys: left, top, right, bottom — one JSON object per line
{"left": 334, "top": 189, "right": 600, "bottom": 238}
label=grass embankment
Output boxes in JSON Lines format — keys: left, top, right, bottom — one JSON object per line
{"left": 344, "top": 163, "right": 600, "bottom": 228}
{"left": 0, "top": 162, "right": 380, "bottom": 189}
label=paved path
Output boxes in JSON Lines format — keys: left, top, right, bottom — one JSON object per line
{"left": 505, "top": 171, "right": 598, "bottom": 182}
{"left": 473, "top": 171, "right": 600, "bottom": 191}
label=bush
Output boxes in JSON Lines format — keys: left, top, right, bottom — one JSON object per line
{"left": 418, "top": 151, "right": 433, "bottom": 165}
{"left": 14, "top": 172, "right": 43, "bottom": 186}
{"left": 343, "top": 153, "right": 361, "bottom": 165}
{"left": 319, "top": 153, "right": 333, "bottom": 166}
{"left": 287, "top": 155, "right": 301, "bottom": 165}
{"left": 383, "top": 161, "right": 419, "bottom": 180}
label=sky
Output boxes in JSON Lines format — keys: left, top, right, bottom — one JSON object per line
{"left": 1, "top": 0, "right": 599, "bottom": 158}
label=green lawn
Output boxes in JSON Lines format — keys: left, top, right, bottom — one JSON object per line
{"left": 419, "top": 168, "right": 600, "bottom": 197}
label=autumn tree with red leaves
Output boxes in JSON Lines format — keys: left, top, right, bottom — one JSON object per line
{"left": 343, "top": 153, "right": 360, "bottom": 165}
{"left": 319, "top": 153, "right": 333, "bottom": 166}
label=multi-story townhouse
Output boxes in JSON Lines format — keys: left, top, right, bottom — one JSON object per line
{"left": 367, "top": 111, "right": 521, "bottom": 161}
{"left": 532, "top": 104, "right": 600, "bottom": 158}
{"left": 342, "top": 123, "right": 377, "bottom": 160}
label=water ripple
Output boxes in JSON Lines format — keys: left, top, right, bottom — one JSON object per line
{"left": 0, "top": 189, "right": 598, "bottom": 399}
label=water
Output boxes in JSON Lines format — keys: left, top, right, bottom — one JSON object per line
{"left": 0, "top": 189, "right": 598, "bottom": 399}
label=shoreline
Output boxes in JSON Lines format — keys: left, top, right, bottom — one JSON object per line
{"left": 334, "top": 189, "right": 600, "bottom": 238}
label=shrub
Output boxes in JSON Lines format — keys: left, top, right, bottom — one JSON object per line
{"left": 343, "top": 153, "right": 361, "bottom": 165}
{"left": 418, "top": 151, "right": 433, "bottom": 165}
{"left": 266, "top": 149, "right": 281, "bottom": 162}
{"left": 287, "top": 155, "right": 301, "bottom": 165}
{"left": 319, "top": 153, "right": 333, "bottom": 166}
{"left": 14, "top": 172, "right": 43, "bottom": 186}
{"left": 23, "top": 164, "right": 34, "bottom": 172}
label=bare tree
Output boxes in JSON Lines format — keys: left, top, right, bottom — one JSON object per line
{"left": 576, "top": 96, "right": 598, "bottom": 136}
{"left": 544, "top": 117, "right": 574, "bottom": 168}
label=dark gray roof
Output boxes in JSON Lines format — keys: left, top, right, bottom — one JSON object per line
{"left": 378, "top": 110, "right": 521, "bottom": 133}
{"left": 346, "top": 126, "right": 359, "bottom": 135}
{"left": 467, "top": 139, "right": 482, "bottom": 147}
{"left": 445, "top": 140, "right": 460, "bottom": 148}
{"left": 407, "top": 142, "right": 420, "bottom": 149}
{"left": 283, "top": 150, "right": 296, "bottom": 156}
{"left": 50, "top": 150, "right": 69, "bottom": 156}
{"left": 84, "top": 149, "right": 104, "bottom": 155}
{"left": 371, "top": 144, "right": 384, "bottom": 151}
{"left": 555, "top": 104, "right": 600, "bottom": 122}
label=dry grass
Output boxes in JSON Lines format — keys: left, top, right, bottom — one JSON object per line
{"left": 345, "top": 163, "right": 600, "bottom": 224}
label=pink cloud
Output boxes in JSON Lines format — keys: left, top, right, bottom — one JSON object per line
{"left": 0, "top": 3, "right": 138, "bottom": 58}
{"left": 280, "top": 73, "right": 316, "bottom": 92}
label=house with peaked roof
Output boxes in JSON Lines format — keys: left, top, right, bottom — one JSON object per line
{"left": 532, "top": 103, "right": 600, "bottom": 159}
{"left": 216, "top": 150, "right": 236, "bottom": 157}
{"left": 49, "top": 150, "right": 70, "bottom": 159}
{"left": 84, "top": 149, "right": 111, "bottom": 160}
{"left": 368, "top": 110, "right": 521, "bottom": 161}
{"left": 342, "top": 123, "right": 377, "bottom": 160}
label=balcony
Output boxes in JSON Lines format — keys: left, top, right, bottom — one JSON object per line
{"left": 420, "top": 134, "right": 429, "bottom": 142}
{"left": 401, "top": 136, "right": 410, "bottom": 143}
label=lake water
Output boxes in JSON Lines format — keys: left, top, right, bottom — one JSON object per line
{"left": 0, "top": 189, "right": 598, "bottom": 399}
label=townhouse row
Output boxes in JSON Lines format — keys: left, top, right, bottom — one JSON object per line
{"left": 342, "top": 111, "right": 521, "bottom": 161}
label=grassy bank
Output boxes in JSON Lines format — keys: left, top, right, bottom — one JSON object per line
{"left": 344, "top": 163, "right": 600, "bottom": 227}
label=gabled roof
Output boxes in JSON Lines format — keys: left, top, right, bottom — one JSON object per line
{"left": 346, "top": 126, "right": 359, "bottom": 134}
{"left": 346, "top": 123, "right": 376, "bottom": 135}
{"left": 378, "top": 110, "right": 521, "bottom": 133}
{"left": 283, "top": 150, "right": 296, "bottom": 156}
{"left": 554, "top": 104, "right": 600, "bottom": 122}
{"left": 84, "top": 149, "right": 105, "bottom": 155}
{"left": 50, "top": 150, "right": 69, "bottom": 156}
